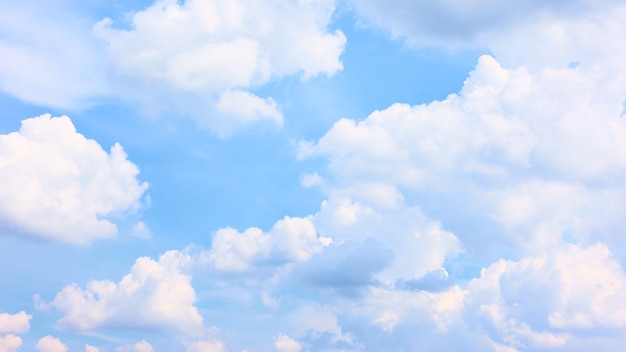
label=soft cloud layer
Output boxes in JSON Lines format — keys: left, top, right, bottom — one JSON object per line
{"left": 94, "top": 0, "right": 346, "bottom": 135}
{"left": 350, "top": 0, "right": 618, "bottom": 49}
{"left": 0, "top": 1, "right": 107, "bottom": 108}
{"left": 185, "top": 339, "right": 225, "bottom": 352}
{"left": 0, "top": 114, "right": 148, "bottom": 244}
{"left": 48, "top": 251, "right": 202, "bottom": 333}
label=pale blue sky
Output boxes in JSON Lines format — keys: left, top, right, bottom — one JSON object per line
{"left": 2, "top": 1, "right": 626, "bottom": 351}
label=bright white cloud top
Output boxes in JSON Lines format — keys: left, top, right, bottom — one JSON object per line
{"left": 1, "top": 0, "right": 626, "bottom": 351}
{"left": 0, "top": 114, "right": 148, "bottom": 244}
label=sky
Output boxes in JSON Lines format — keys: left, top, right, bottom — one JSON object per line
{"left": 1, "top": 0, "right": 626, "bottom": 351}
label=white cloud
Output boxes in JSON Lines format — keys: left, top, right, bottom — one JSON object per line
{"left": 462, "top": 243, "right": 626, "bottom": 350}
{"left": 0, "top": 334, "right": 22, "bottom": 352}
{"left": 299, "top": 54, "right": 626, "bottom": 256}
{"left": 36, "top": 336, "right": 68, "bottom": 352}
{"left": 93, "top": 0, "right": 345, "bottom": 135}
{"left": 0, "top": 311, "right": 31, "bottom": 334}
{"left": 115, "top": 340, "right": 154, "bottom": 352}
{"left": 314, "top": 195, "right": 462, "bottom": 283}
{"left": 211, "top": 89, "right": 283, "bottom": 137}
{"left": 48, "top": 250, "right": 202, "bottom": 333}
{"left": 274, "top": 334, "right": 301, "bottom": 352}
{"left": 203, "top": 216, "right": 331, "bottom": 272}
{"left": 357, "top": 285, "right": 465, "bottom": 332}
{"left": 0, "top": 114, "right": 149, "bottom": 244}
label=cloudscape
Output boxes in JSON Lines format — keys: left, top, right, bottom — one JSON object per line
{"left": 2, "top": 0, "right": 626, "bottom": 351}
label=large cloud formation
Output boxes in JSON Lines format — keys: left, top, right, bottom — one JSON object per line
{"left": 186, "top": 12, "right": 626, "bottom": 348}
{"left": 0, "top": 0, "right": 345, "bottom": 135}
{"left": 299, "top": 54, "right": 626, "bottom": 255}
{"left": 0, "top": 114, "right": 148, "bottom": 244}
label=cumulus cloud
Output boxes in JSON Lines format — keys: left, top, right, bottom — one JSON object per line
{"left": 462, "top": 243, "right": 626, "bottom": 350}
{"left": 47, "top": 251, "right": 202, "bottom": 333}
{"left": 274, "top": 334, "right": 301, "bottom": 352}
{"left": 115, "top": 340, "right": 154, "bottom": 352}
{"left": 36, "top": 336, "right": 68, "bottom": 352}
{"left": 315, "top": 195, "right": 462, "bottom": 283}
{"left": 0, "top": 114, "right": 149, "bottom": 244}
{"left": 202, "top": 216, "right": 331, "bottom": 272}
{"left": 93, "top": 0, "right": 346, "bottom": 135}
{"left": 299, "top": 54, "right": 626, "bottom": 255}
{"left": 0, "top": 311, "right": 31, "bottom": 352}
{"left": 85, "top": 345, "right": 100, "bottom": 352}
{"left": 0, "top": 311, "right": 31, "bottom": 334}
{"left": 0, "top": 334, "right": 22, "bottom": 352}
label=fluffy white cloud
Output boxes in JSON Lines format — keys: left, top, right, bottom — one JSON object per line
{"left": 36, "top": 336, "right": 68, "bottom": 352}
{"left": 0, "top": 311, "right": 31, "bottom": 334}
{"left": 274, "top": 334, "right": 301, "bottom": 352}
{"left": 48, "top": 250, "right": 202, "bottom": 333}
{"left": 0, "top": 334, "right": 21, "bottom": 352}
{"left": 357, "top": 285, "right": 465, "bottom": 332}
{"left": 316, "top": 195, "right": 462, "bottom": 283}
{"left": 463, "top": 243, "right": 626, "bottom": 350}
{"left": 115, "top": 340, "right": 154, "bottom": 352}
{"left": 203, "top": 216, "right": 331, "bottom": 272}
{"left": 0, "top": 114, "right": 149, "bottom": 244}
{"left": 0, "top": 311, "right": 30, "bottom": 352}
{"left": 93, "top": 0, "right": 345, "bottom": 135}
{"left": 300, "top": 54, "right": 626, "bottom": 255}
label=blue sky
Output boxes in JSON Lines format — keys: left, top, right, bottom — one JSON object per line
{"left": 2, "top": 0, "right": 626, "bottom": 351}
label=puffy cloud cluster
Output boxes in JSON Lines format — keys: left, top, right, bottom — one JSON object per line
{"left": 299, "top": 54, "right": 626, "bottom": 254}
{"left": 0, "top": 311, "right": 31, "bottom": 352}
{"left": 1, "top": 0, "right": 345, "bottom": 135}
{"left": 286, "top": 12, "right": 626, "bottom": 346}
{"left": 0, "top": 114, "right": 148, "bottom": 244}
{"left": 462, "top": 243, "right": 626, "bottom": 350}
{"left": 94, "top": 0, "right": 346, "bottom": 135}
{"left": 47, "top": 250, "right": 202, "bottom": 333}
{"left": 203, "top": 216, "right": 331, "bottom": 272}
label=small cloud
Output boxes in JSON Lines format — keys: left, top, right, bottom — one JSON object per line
{"left": 131, "top": 221, "right": 152, "bottom": 239}
{"left": 300, "top": 172, "right": 324, "bottom": 188}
